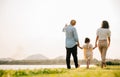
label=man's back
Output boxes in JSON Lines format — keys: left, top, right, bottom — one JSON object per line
{"left": 64, "top": 25, "right": 78, "bottom": 48}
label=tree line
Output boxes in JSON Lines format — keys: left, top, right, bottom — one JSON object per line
{"left": 0, "top": 59, "right": 120, "bottom": 65}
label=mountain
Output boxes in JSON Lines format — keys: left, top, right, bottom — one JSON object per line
{"left": 0, "top": 57, "right": 13, "bottom": 61}
{"left": 55, "top": 56, "right": 66, "bottom": 60}
{"left": 24, "top": 54, "right": 49, "bottom": 60}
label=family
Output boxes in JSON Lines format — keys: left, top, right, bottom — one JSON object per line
{"left": 63, "top": 19, "right": 111, "bottom": 69}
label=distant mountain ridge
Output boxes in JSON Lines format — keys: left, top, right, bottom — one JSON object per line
{"left": 55, "top": 56, "right": 66, "bottom": 60}
{"left": 0, "top": 54, "right": 66, "bottom": 61}
{"left": 24, "top": 54, "right": 49, "bottom": 60}
{"left": 0, "top": 58, "right": 13, "bottom": 61}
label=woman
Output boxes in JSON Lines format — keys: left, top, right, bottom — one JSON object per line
{"left": 95, "top": 20, "right": 111, "bottom": 68}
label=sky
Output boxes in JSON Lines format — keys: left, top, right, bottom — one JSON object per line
{"left": 0, "top": 0, "right": 120, "bottom": 60}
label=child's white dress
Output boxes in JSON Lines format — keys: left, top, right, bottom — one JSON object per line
{"left": 82, "top": 43, "right": 93, "bottom": 60}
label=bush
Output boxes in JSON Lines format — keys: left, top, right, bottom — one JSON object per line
{"left": 106, "top": 61, "right": 120, "bottom": 65}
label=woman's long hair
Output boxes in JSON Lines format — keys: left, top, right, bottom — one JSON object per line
{"left": 101, "top": 20, "right": 109, "bottom": 29}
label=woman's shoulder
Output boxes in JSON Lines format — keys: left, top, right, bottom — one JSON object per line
{"left": 97, "top": 28, "right": 102, "bottom": 32}
{"left": 103, "top": 28, "right": 111, "bottom": 33}
{"left": 97, "top": 28, "right": 110, "bottom": 32}
{"left": 97, "top": 28, "right": 101, "bottom": 30}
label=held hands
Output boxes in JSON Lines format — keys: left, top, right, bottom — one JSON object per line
{"left": 77, "top": 45, "right": 83, "bottom": 49}
{"left": 79, "top": 46, "right": 83, "bottom": 49}
{"left": 77, "top": 42, "right": 83, "bottom": 49}
{"left": 93, "top": 46, "right": 97, "bottom": 49}
{"left": 78, "top": 45, "right": 97, "bottom": 50}
{"left": 78, "top": 44, "right": 97, "bottom": 50}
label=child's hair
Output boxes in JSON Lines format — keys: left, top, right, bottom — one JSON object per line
{"left": 85, "top": 37, "right": 90, "bottom": 43}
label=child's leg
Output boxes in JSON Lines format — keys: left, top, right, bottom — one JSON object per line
{"left": 87, "top": 59, "right": 90, "bottom": 69}
{"left": 86, "top": 60, "right": 89, "bottom": 69}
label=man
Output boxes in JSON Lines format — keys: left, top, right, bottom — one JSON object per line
{"left": 63, "top": 20, "right": 80, "bottom": 69}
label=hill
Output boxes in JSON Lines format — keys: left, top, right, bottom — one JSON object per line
{"left": 24, "top": 54, "right": 49, "bottom": 60}
{"left": 55, "top": 56, "right": 66, "bottom": 60}
{"left": 0, "top": 57, "right": 13, "bottom": 61}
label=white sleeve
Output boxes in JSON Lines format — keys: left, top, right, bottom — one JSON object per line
{"left": 107, "top": 30, "right": 111, "bottom": 37}
{"left": 96, "top": 29, "right": 99, "bottom": 36}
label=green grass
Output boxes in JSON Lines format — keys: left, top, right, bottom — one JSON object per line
{"left": 0, "top": 66, "right": 120, "bottom": 77}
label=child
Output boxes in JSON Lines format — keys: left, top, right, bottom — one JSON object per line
{"left": 79, "top": 37, "right": 96, "bottom": 69}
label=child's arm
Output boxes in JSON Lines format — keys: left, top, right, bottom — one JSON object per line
{"left": 78, "top": 46, "right": 83, "bottom": 49}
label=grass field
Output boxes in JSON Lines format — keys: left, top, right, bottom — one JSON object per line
{"left": 0, "top": 66, "right": 120, "bottom": 77}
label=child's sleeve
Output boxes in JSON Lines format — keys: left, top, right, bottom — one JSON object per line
{"left": 90, "top": 44, "right": 93, "bottom": 48}
{"left": 90, "top": 44, "right": 93, "bottom": 51}
{"left": 82, "top": 45, "right": 85, "bottom": 48}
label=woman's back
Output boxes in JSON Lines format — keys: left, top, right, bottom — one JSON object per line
{"left": 97, "top": 28, "right": 111, "bottom": 40}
